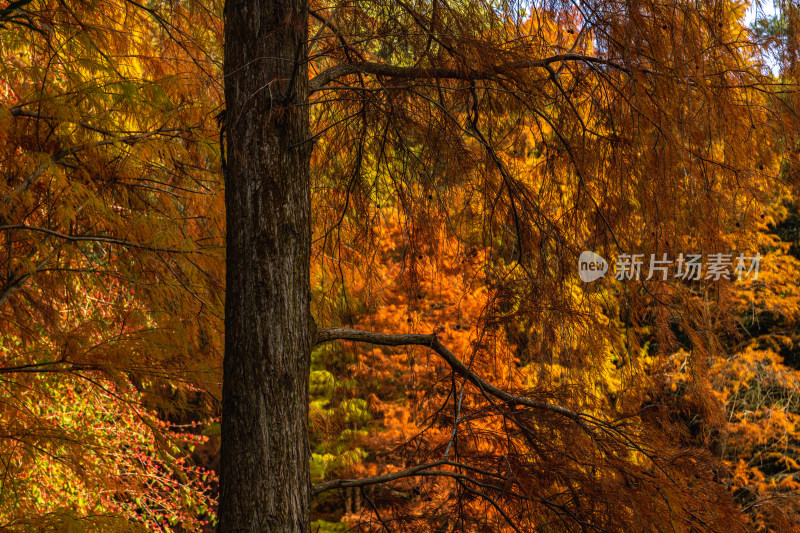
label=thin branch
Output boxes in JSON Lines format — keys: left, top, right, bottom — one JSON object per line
{"left": 0, "top": 361, "right": 103, "bottom": 374}
{"left": 9, "top": 107, "right": 115, "bottom": 136}
{"left": 0, "top": 224, "right": 197, "bottom": 254}
{"left": 313, "top": 459, "right": 447, "bottom": 496}
{"left": 312, "top": 458, "right": 507, "bottom": 496}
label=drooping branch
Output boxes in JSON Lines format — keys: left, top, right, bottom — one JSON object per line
{"left": 312, "top": 457, "right": 551, "bottom": 533}
{"left": 313, "top": 460, "right": 446, "bottom": 496}
{"left": 312, "top": 458, "right": 507, "bottom": 496}
{"left": 314, "top": 327, "right": 591, "bottom": 429}
{"left": 308, "top": 53, "right": 640, "bottom": 94}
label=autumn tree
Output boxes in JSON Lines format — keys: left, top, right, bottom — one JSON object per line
{"left": 220, "top": 0, "right": 783, "bottom": 531}
{"left": 0, "top": 0, "right": 223, "bottom": 529}
{"left": 0, "top": 0, "right": 792, "bottom": 530}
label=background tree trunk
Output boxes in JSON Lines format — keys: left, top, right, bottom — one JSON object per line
{"left": 219, "top": 0, "right": 311, "bottom": 530}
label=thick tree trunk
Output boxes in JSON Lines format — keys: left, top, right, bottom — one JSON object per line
{"left": 219, "top": 0, "right": 311, "bottom": 530}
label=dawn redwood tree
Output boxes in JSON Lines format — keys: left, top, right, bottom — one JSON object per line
{"left": 219, "top": 0, "right": 783, "bottom": 531}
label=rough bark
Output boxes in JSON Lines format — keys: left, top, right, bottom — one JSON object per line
{"left": 219, "top": 0, "right": 312, "bottom": 530}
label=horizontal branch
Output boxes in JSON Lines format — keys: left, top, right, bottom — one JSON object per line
{"left": 53, "top": 127, "right": 183, "bottom": 160}
{"left": 10, "top": 107, "right": 115, "bottom": 136}
{"left": 309, "top": 53, "right": 637, "bottom": 94}
{"left": 0, "top": 361, "right": 103, "bottom": 374}
{"left": 0, "top": 224, "right": 194, "bottom": 254}
{"left": 314, "top": 327, "right": 591, "bottom": 429}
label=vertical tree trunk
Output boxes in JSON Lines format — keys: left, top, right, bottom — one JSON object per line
{"left": 219, "top": 0, "right": 311, "bottom": 530}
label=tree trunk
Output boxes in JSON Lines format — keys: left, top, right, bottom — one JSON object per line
{"left": 219, "top": 0, "right": 311, "bottom": 530}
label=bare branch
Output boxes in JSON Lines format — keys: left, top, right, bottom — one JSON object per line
{"left": 314, "top": 327, "right": 592, "bottom": 430}
{"left": 312, "top": 458, "right": 507, "bottom": 496}
{"left": 0, "top": 361, "right": 103, "bottom": 374}
{"left": 313, "top": 460, "right": 447, "bottom": 496}
{"left": 309, "top": 53, "right": 639, "bottom": 94}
